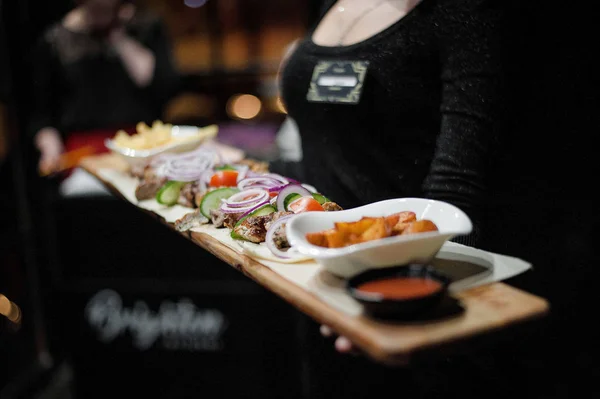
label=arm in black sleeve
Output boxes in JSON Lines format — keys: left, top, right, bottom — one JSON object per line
{"left": 423, "top": 0, "right": 507, "bottom": 246}
{"left": 140, "top": 18, "right": 181, "bottom": 113}
{"left": 28, "top": 35, "right": 62, "bottom": 140}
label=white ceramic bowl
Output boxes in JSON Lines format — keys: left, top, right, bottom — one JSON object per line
{"left": 286, "top": 198, "right": 473, "bottom": 278}
{"left": 104, "top": 125, "right": 213, "bottom": 167}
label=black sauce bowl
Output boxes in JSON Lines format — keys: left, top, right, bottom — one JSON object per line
{"left": 347, "top": 264, "right": 452, "bottom": 321}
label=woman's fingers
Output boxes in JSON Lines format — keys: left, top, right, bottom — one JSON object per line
{"left": 320, "top": 325, "right": 361, "bottom": 355}
{"left": 39, "top": 153, "right": 61, "bottom": 175}
{"left": 320, "top": 324, "right": 333, "bottom": 337}
{"left": 334, "top": 336, "right": 356, "bottom": 354}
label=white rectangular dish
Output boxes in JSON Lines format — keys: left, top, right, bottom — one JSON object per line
{"left": 104, "top": 125, "right": 217, "bottom": 166}
{"left": 286, "top": 197, "right": 473, "bottom": 278}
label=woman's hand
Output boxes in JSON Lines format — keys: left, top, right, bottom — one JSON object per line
{"left": 320, "top": 325, "right": 362, "bottom": 355}
{"left": 108, "top": 25, "right": 155, "bottom": 88}
{"left": 35, "top": 127, "right": 64, "bottom": 176}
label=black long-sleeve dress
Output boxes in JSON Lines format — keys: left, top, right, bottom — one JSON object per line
{"left": 29, "top": 12, "right": 180, "bottom": 140}
{"left": 279, "top": 0, "right": 507, "bottom": 246}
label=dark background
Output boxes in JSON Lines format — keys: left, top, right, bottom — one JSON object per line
{"left": 1, "top": 0, "right": 598, "bottom": 398}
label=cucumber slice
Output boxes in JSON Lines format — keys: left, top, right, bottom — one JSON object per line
{"left": 156, "top": 181, "right": 186, "bottom": 206}
{"left": 311, "top": 193, "right": 330, "bottom": 205}
{"left": 214, "top": 164, "right": 237, "bottom": 171}
{"left": 231, "top": 204, "right": 277, "bottom": 239}
{"left": 250, "top": 204, "right": 277, "bottom": 217}
{"left": 200, "top": 187, "right": 240, "bottom": 218}
{"left": 283, "top": 193, "right": 301, "bottom": 211}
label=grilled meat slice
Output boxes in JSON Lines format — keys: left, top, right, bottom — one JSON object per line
{"left": 223, "top": 212, "right": 244, "bottom": 229}
{"left": 143, "top": 166, "right": 159, "bottom": 180}
{"left": 194, "top": 192, "right": 205, "bottom": 208}
{"left": 322, "top": 201, "right": 343, "bottom": 212}
{"left": 210, "top": 208, "right": 226, "bottom": 228}
{"left": 263, "top": 211, "right": 294, "bottom": 249}
{"left": 210, "top": 209, "right": 244, "bottom": 228}
{"left": 177, "top": 183, "right": 196, "bottom": 208}
{"left": 272, "top": 224, "right": 290, "bottom": 249}
{"left": 237, "top": 158, "right": 269, "bottom": 173}
{"left": 264, "top": 211, "right": 293, "bottom": 231}
{"left": 135, "top": 177, "right": 167, "bottom": 201}
{"left": 174, "top": 210, "right": 209, "bottom": 232}
{"left": 130, "top": 163, "right": 146, "bottom": 179}
{"left": 232, "top": 214, "right": 274, "bottom": 243}
{"left": 190, "top": 183, "right": 203, "bottom": 208}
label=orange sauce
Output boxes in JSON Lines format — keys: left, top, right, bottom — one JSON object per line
{"left": 356, "top": 277, "right": 442, "bottom": 300}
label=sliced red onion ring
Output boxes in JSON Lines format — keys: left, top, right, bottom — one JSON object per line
{"left": 162, "top": 148, "right": 218, "bottom": 182}
{"left": 301, "top": 183, "right": 318, "bottom": 193}
{"left": 265, "top": 214, "right": 297, "bottom": 259}
{"left": 237, "top": 177, "right": 281, "bottom": 191}
{"left": 220, "top": 199, "right": 269, "bottom": 214}
{"left": 276, "top": 184, "right": 312, "bottom": 211}
{"left": 268, "top": 184, "right": 288, "bottom": 193}
{"left": 244, "top": 170, "right": 264, "bottom": 178}
{"left": 197, "top": 168, "right": 214, "bottom": 191}
{"left": 261, "top": 173, "right": 289, "bottom": 185}
{"left": 223, "top": 189, "right": 268, "bottom": 208}
{"left": 234, "top": 165, "right": 250, "bottom": 182}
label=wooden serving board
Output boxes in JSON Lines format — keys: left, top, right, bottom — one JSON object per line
{"left": 79, "top": 153, "right": 549, "bottom": 366}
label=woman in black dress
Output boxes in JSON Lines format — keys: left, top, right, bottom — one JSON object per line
{"left": 277, "top": 0, "right": 507, "bottom": 352}
{"left": 279, "top": 0, "right": 506, "bottom": 247}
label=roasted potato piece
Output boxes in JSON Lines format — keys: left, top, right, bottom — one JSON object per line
{"left": 384, "top": 211, "right": 417, "bottom": 227}
{"left": 306, "top": 211, "right": 436, "bottom": 248}
{"left": 401, "top": 219, "right": 439, "bottom": 235}
{"left": 359, "top": 217, "right": 391, "bottom": 243}
{"left": 306, "top": 231, "right": 329, "bottom": 247}
{"left": 389, "top": 211, "right": 417, "bottom": 235}
{"left": 335, "top": 217, "right": 377, "bottom": 236}
{"left": 324, "top": 229, "right": 349, "bottom": 248}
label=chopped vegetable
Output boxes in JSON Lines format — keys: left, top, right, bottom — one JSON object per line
{"left": 265, "top": 214, "right": 295, "bottom": 259}
{"left": 288, "top": 197, "right": 324, "bottom": 213}
{"left": 283, "top": 194, "right": 301, "bottom": 211}
{"left": 209, "top": 170, "right": 239, "bottom": 187}
{"left": 311, "top": 193, "right": 330, "bottom": 204}
{"left": 231, "top": 204, "right": 277, "bottom": 239}
{"left": 220, "top": 189, "right": 269, "bottom": 214}
{"left": 200, "top": 187, "right": 240, "bottom": 218}
{"left": 156, "top": 181, "right": 186, "bottom": 206}
{"left": 276, "top": 184, "right": 312, "bottom": 211}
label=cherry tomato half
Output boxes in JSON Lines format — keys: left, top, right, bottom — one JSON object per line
{"left": 288, "top": 196, "right": 324, "bottom": 213}
{"left": 209, "top": 170, "right": 239, "bottom": 187}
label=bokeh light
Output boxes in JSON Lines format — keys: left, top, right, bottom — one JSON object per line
{"left": 227, "top": 94, "right": 262, "bottom": 120}
{"left": 184, "top": 0, "right": 208, "bottom": 8}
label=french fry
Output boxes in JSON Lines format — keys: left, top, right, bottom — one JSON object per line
{"left": 112, "top": 120, "right": 218, "bottom": 150}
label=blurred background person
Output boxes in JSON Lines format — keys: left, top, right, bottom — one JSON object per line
{"left": 30, "top": 0, "right": 180, "bottom": 176}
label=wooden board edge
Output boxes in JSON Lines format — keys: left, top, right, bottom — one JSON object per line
{"left": 78, "top": 155, "right": 551, "bottom": 365}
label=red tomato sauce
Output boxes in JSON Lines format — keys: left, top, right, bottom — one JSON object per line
{"left": 356, "top": 277, "right": 442, "bottom": 300}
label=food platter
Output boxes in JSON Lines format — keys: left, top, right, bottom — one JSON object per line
{"left": 78, "top": 133, "right": 550, "bottom": 365}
